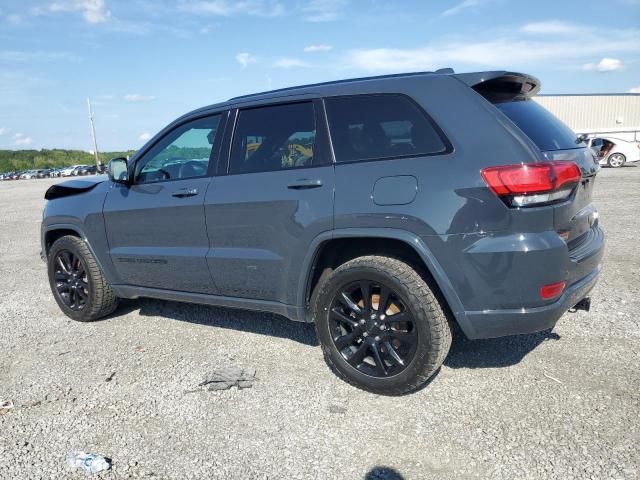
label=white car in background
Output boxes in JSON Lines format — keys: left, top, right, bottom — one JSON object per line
{"left": 588, "top": 136, "right": 640, "bottom": 168}
{"left": 60, "top": 165, "right": 86, "bottom": 177}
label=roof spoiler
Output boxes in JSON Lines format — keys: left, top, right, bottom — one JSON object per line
{"left": 454, "top": 71, "right": 541, "bottom": 102}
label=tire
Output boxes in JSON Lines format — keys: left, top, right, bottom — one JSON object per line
{"left": 313, "top": 255, "right": 452, "bottom": 395}
{"left": 47, "top": 235, "right": 119, "bottom": 322}
{"left": 608, "top": 153, "right": 626, "bottom": 168}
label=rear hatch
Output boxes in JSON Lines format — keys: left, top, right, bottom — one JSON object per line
{"left": 458, "top": 72, "right": 599, "bottom": 245}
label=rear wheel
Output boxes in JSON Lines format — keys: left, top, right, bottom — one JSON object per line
{"left": 47, "top": 235, "right": 119, "bottom": 322}
{"left": 608, "top": 153, "right": 626, "bottom": 168}
{"left": 313, "top": 255, "right": 452, "bottom": 395}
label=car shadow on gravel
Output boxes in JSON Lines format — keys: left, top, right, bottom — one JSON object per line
{"left": 108, "top": 300, "right": 558, "bottom": 367}
{"left": 115, "top": 298, "right": 320, "bottom": 346}
{"left": 445, "top": 328, "right": 560, "bottom": 369}
{"left": 365, "top": 466, "right": 405, "bottom": 479}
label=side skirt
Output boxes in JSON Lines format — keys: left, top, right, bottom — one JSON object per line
{"left": 111, "top": 285, "right": 306, "bottom": 322}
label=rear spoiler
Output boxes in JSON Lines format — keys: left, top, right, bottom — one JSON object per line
{"left": 454, "top": 71, "right": 541, "bottom": 102}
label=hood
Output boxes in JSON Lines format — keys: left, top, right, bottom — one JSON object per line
{"left": 44, "top": 175, "right": 108, "bottom": 200}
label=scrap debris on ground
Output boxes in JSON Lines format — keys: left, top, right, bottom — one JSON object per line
{"left": 0, "top": 400, "right": 14, "bottom": 415}
{"left": 195, "top": 367, "right": 257, "bottom": 391}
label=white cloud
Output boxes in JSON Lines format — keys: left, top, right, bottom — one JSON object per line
{"left": 273, "top": 57, "right": 311, "bottom": 68}
{"left": 442, "top": 0, "right": 480, "bottom": 17}
{"left": 7, "top": 13, "right": 24, "bottom": 24}
{"left": 178, "top": 0, "right": 285, "bottom": 18}
{"left": 78, "top": 0, "right": 110, "bottom": 23}
{"left": 124, "top": 93, "right": 155, "bottom": 102}
{"left": 14, "top": 133, "right": 32, "bottom": 146}
{"left": 627, "top": 86, "right": 640, "bottom": 93}
{"left": 582, "top": 58, "right": 625, "bottom": 72}
{"left": 303, "top": 0, "right": 346, "bottom": 22}
{"left": 521, "top": 20, "right": 585, "bottom": 35}
{"left": 0, "top": 127, "right": 6, "bottom": 135}
{"left": 37, "top": 0, "right": 111, "bottom": 23}
{"left": 346, "top": 27, "right": 640, "bottom": 72}
{"left": 139, "top": 132, "right": 152, "bottom": 141}
{"left": 236, "top": 52, "right": 256, "bottom": 68}
{"left": 304, "top": 44, "right": 333, "bottom": 53}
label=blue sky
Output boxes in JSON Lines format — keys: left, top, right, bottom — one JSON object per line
{"left": 0, "top": 0, "right": 638, "bottom": 151}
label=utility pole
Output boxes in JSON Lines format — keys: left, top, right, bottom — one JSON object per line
{"left": 87, "top": 98, "right": 100, "bottom": 169}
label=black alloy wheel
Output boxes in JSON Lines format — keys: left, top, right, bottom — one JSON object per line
{"left": 52, "top": 249, "right": 90, "bottom": 311}
{"left": 329, "top": 280, "right": 418, "bottom": 378}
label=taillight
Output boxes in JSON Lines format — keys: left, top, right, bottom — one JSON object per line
{"left": 481, "top": 161, "right": 581, "bottom": 207}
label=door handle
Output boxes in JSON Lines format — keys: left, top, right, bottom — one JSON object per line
{"left": 287, "top": 179, "right": 323, "bottom": 190}
{"left": 172, "top": 188, "right": 199, "bottom": 198}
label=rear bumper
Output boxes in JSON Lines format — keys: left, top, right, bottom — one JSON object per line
{"left": 463, "top": 263, "right": 601, "bottom": 339}
{"left": 434, "top": 221, "right": 606, "bottom": 340}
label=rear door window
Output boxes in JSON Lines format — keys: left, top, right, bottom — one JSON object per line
{"left": 494, "top": 100, "right": 579, "bottom": 151}
{"left": 229, "top": 102, "right": 316, "bottom": 174}
{"left": 324, "top": 94, "right": 448, "bottom": 163}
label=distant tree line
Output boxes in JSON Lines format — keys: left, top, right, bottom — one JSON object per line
{"left": 0, "top": 149, "right": 136, "bottom": 173}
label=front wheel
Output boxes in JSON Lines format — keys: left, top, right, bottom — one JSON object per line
{"left": 608, "top": 153, "right": 626, "bottom": 168}
{"left": 47, "top": 235, "right": 119, "bottom": 322}
{"left": 313, "top": 256, "right": 452, "bottom": 395}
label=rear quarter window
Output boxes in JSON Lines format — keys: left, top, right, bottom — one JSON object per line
{"left": 324, "top": 94, "right": 449, "bottom": 163}
{"left": 495, "top": 100, "right": 579, "bottom": 151}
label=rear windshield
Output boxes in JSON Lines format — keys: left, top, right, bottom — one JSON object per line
{"left": 494, "top": 99, "right": 579, "bottom": 151}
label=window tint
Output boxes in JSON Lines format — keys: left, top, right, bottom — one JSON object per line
{"left": 325, "top": 94, "right": 447, "bottom": 163}
{"left": 135, "top": 114, "right": 221, "bottom": 184}
{"left": 495, "top": 100, "right": 578, "bottom": 151}
{"left": 230, "top": 102, "right": 316, "bottom": 174}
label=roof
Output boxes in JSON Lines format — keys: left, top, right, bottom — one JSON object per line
{"left": 180, "top": 69, "right": 538, "bottom": 121}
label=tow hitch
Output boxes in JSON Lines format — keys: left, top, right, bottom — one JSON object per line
{"left": 569, "top": 297, "right": 591, "bottom": 313}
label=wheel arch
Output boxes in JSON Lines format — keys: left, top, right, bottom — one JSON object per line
{"left": 299, "top": 228, "right": 471, "bottom": 337}
{"left": 43, "top": 225, "right": 84, "bottom": 257}
{"left": 42, "top": 223, "right": 116, "bottom": 285}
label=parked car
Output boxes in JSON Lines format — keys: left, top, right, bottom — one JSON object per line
{"left": 77, "top": 165, "right": 98, "bottom": 176}
{"left": 41, "top": 70, "right": 604, "bottom": 395}
{"left": 72, "top": 165, "right": 89, "bottom": 176}
{"left": 588, "top": 136, "right": 640, "bottom": 168}
{"left": 20, "top": 170, "right": 39, "bottom": 179}
{"left": 60, "top": 165, "right": 85, "bottom": 177}
{"left": 37, "top": 169, "right": 54, "bottom": 178}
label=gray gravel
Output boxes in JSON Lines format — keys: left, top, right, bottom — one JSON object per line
{"left": 1, "top": 167, "right": 639, "bottom": 480}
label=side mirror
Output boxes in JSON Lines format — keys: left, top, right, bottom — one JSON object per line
{"left": 107, "top": 157, "right": 130, "bottom": 184}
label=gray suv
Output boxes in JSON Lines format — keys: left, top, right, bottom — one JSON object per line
{"left": 42, "top": 70, "right": 604, "bottom": 395}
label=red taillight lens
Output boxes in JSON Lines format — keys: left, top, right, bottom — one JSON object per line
{"left": 481, "top": 161, "right": 581, "bottom": 207}
{"left": 540, "top": 281, "right": 566, "bottom": 300}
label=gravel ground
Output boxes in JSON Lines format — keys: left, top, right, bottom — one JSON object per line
{"left": 1, "top": 167, "right": 639, "bottom": 480}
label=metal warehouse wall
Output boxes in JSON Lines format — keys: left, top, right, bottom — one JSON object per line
{"left": 534, "top": 94, "right": 640, "bottom": 137}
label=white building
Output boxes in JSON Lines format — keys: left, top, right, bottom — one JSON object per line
{"left": 535, "top": 94, "right": 640, "bottom": 142}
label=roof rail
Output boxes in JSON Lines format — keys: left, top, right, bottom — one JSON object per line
{"left": 228, "top": 68, "right": 456, "bottom": 101}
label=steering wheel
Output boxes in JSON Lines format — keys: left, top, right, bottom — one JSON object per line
{"left": 178, "top": 160, "right": 206, "bottom": 179}
{"left": 155, "top": 168, "right": 170, "bottom": 180}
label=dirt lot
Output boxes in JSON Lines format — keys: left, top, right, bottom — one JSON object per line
{"left": 1, "top": 168, "right": 639, "bottom": 480}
